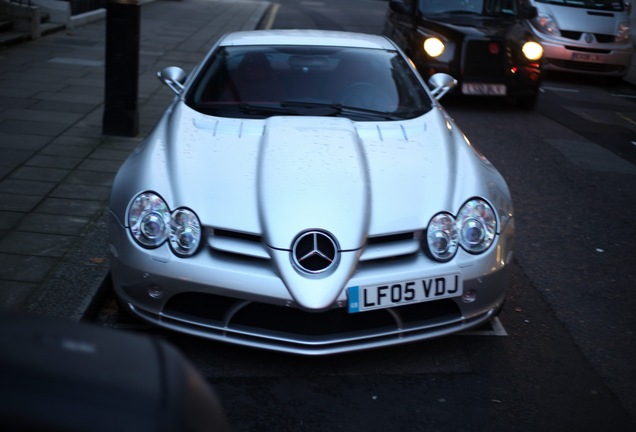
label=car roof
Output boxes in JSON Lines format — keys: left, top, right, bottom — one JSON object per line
{"left": 218, "top": 29, "right": 396, "bottom": 50}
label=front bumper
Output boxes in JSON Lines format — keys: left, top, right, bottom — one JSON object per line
{"left": 535, "top": 36, "right": 632, "bottom": 77}
{"left": 108, "top": 211, "right": 514, "bottom": 355}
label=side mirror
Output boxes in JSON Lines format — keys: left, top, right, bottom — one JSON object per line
{"left": 428, "top": 73, "right": 457, "bottom": 100}
{"left": 157, "top": 66, "right": 187, "bottom": 95}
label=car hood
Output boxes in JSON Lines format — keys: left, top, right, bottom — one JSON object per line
{"left": 164, "top": 106, "right": 474, "bottom": 249}
{"left": 533, "top": 4, "right": 625, "bottom": 34}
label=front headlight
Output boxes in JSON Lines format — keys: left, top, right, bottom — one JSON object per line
{"left": 128, "top": 192, "right": 202, "bottom": 256}
{"left": 129, "top": 192, "right": 170, "bottom": 247}
{"left": 534, "top": 13, "right": 560, "bottom": 37}
{"left": 425, "top": 198, "right": 498, "bottom": 261}
{"left": 170, "top": 208, "right": 201, "bottom": 256}
{"left": 616, "top": 22, "right": 630, "bottom": 42}
{"left": 424, "top": 37, "right": 445, "bottom": 58}
{"left": 426, "top": 213, "right": 458, "bottom": 261}
{"left": 456, "top": 199, "right": 497, "bottom": 254}
{"left": 522, "top": 41, "right": 543, "bottom": 61}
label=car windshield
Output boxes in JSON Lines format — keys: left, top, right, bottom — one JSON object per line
{"left": 533, "top": 0, "right": 625, "bottom": 11}
{"left": 185, "top": 45, "right": 432, "bottom": 121}
{"left": 418, "top": 0, "right": 520, "bottom": 16}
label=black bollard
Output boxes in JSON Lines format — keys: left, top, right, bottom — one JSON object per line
{"left": 103, "top": 0, "right": 140, "bottom": 137}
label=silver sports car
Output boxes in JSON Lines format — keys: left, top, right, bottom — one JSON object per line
{"left": 108, "top": 30, "right": 515, "bottom": 355}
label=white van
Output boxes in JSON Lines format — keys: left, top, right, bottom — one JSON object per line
{"left": 529, "top": 0, "right": 632, "bottom": 78}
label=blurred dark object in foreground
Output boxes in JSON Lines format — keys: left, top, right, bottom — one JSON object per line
{"left": 0, "top": 311, "right": 230, "bottom": 432}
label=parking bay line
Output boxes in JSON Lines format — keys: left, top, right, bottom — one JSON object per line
{"left": 459, "top": 317, "right": 508, "bottom": 336}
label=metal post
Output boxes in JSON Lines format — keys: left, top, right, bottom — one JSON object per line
{"left": 102, "top": 0, "right": 140, "bottom": 137}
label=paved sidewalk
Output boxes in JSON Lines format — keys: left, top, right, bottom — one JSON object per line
{"left": 0, "top": 0, "right": 271, "bottom": 321}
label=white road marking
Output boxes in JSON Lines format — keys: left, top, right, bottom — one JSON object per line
{"left": 617, "top": 112, "right": 636, "bottom": 125}
{"left": 611, "top": 93, "right": 636, "bottom": 99}
{"left": 541, "top": 86, "right": 580, "bottom": 93}
{"left": 459, "top": 317, "right": 508, "bottom": 336}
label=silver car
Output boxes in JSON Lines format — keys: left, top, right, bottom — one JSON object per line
{"left": 108, "top": 30, "right": 515, "bottom": 355}
{"left": 529, "top": 0, "right": 633, "bottom": 77}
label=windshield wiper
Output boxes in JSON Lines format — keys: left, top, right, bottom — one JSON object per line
{"left": 238, "top": 103, "right": 294, "bottom": 116}
{"left": 201, "top": 101, "right": 402, "bottom": 120}
{"left": 435, "top": 10, "right": 480, "bottom": 15}
{"left": 280, "top": 101, "right": 341, "bottom": 116}
{"left": 331, "top": 104, "right": 404, "bottom": 121}
{"left": 238, "top": 101, "right": 345, "bottom": 117}
{"left": 283, "top": 100, "right": 400, "bottom": 120}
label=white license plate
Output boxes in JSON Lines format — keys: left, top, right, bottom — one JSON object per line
{"left": 462, "top": 83, "right": 507, "bottom": 96}
{"left": 571, "top": 52, "right": 602, "bottom": 63}
{"left": 347, "top": 273, "right": 462, "bottom": 313}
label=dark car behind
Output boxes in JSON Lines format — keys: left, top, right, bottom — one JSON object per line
{"left": 384, "top": 0, "right": 544, "bottom": 108}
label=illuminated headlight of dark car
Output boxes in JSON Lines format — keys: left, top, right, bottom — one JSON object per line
{"left": 423, "top": 37, "right": 445, "bottom": 58}
{"left": 128, "top": 192, "right": 201, "bottom": 256}
{"left": 522, "top": 41, "right": 543, "bottom": 61}
{"left": 426, "top": 198, "right": 497, "bottom": 261}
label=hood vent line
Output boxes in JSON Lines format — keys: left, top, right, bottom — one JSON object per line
{"left": 376, "top": 124, "right": 384, "bottom": 141}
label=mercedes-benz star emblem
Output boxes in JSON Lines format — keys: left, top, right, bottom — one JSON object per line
{"left": 292, "top": 231, "right": 338, "bottom": 274}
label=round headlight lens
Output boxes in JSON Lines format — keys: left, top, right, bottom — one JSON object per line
{"left": 522, "top": 41, "right": 543, "bottom": 61}
{"left": 535, "top": 13, "right": 560, "bottom": 36}
{"left": 170, "top": 208, "right": 201, "bottom": 256}
{"left": 616, "top": 22, "right": 630, "bottom": 42}
{"left": 424, "top": 37, "right": 445, "bottom": 58}
{"left": 129, "top": 192, "right": 170, "bottom": 247}
{"left": 456, "top": 199, "right": 497, "bottom": 253}
{"left": 426, "top": 213, "right": 458, "bottom": 261}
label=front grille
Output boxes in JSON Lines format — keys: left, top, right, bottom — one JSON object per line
{"left": 162, "top": 292, "right": 462, "bottom": 348}
{"left": 594, "top": 34, "right": 616, "bottom": 43}
{"left": 462, "top": 40, "right": 506, "bottom": 79}
{"left": 207, "top": 227, "right": 421, "bottom": 262}
{"left": 207, "top": 228, "right": 269, "bottom": 260}
{"left": 561, "top": 30, "right": 582, "bottom": 40}
{"left": 560, "top": 30, "right": 615, "bottom": 44}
